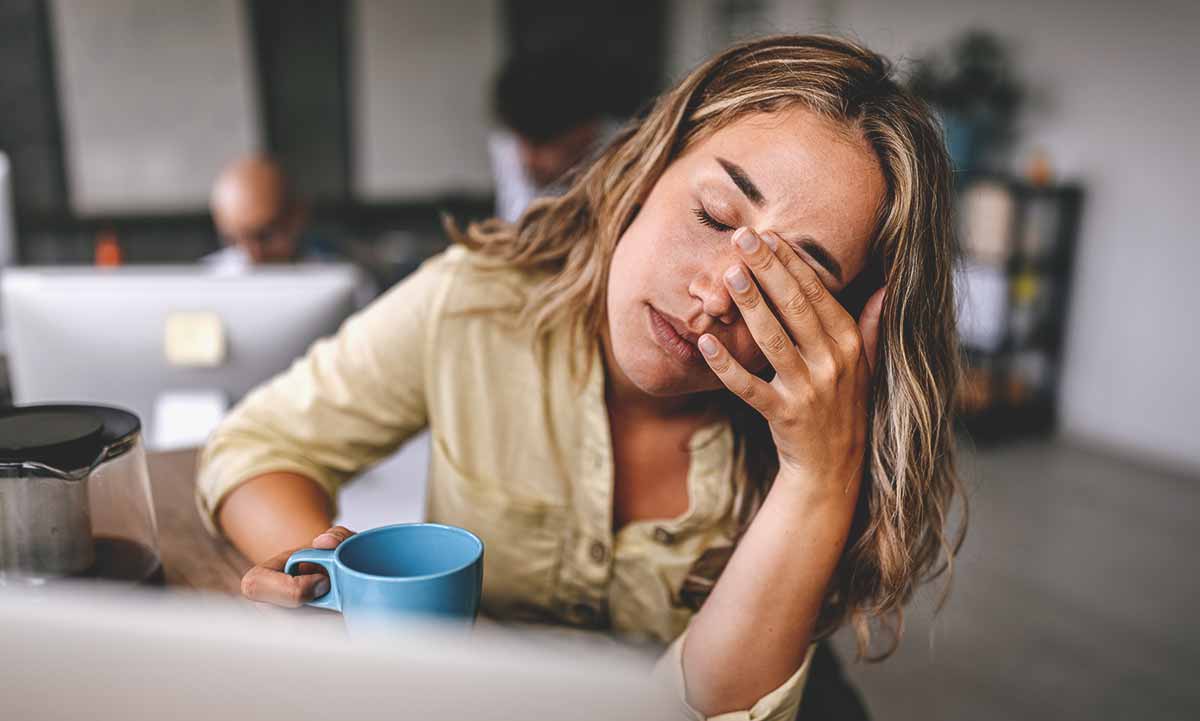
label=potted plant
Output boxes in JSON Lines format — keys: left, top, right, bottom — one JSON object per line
{"left": 908, "top": 30, "right": 1024, "bottom": 173}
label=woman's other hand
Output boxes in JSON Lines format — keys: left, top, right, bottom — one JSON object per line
{"left": 239, "top": 526, "right": 356, "bottom": 607}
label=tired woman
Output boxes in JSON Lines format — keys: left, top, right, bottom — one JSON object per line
{"left": 198, "top": 35, "right": 964, "bottom": 720}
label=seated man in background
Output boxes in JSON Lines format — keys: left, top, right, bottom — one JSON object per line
{"left": 488, "top": 51, "right": 614, "bottom": 223}
{"left": 206, "top": 155, "right": 330, "bottom": 272}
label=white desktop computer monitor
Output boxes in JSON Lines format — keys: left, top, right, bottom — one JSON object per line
{"left": 0, "top": 152, "right": 15, "bottom": 270}
{"left": 1, "top": 265, "right": 361, "bottom": 449}
{"left": 0, "top": 152, "right": 16, "bottom": 357}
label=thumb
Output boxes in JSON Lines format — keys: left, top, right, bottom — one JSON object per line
{"left": 858, "top": 285, "right": 886, "bottom": 375}
{"left": 313, "top": 525, "right": 356, "bottom": 550}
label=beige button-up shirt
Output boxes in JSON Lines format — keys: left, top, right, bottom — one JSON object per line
{"left": 197, "top": 246, "right": 812, "bottom": 719}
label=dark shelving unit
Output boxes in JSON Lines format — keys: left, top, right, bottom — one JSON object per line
{"left": 955, "top": 172, "right": 1085, "bottom": 442}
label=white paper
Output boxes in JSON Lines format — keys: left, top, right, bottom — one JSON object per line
{"left": 960, "top": 181, "right": 1015, "bottom": 265}
{"left": 152, "top": 389, "right": 229, "bottom": 451}
{"left": 956, "top": 262, "right": 1009, "bottom": 352}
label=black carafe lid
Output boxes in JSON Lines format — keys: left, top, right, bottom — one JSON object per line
{"left": 0, "top": 404, "right": 141, "bottom": 471}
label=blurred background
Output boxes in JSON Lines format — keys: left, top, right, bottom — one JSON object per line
{"left": 0, "top": 1, "right": 1197, "bottom": 719}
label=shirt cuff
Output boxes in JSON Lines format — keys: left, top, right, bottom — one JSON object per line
{"left": 651, "top": 629, "right": 815, "bottom": 721}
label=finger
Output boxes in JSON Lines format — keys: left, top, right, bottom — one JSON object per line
{"left": 241, "top": 564, "right": 331, "bottom": 608}
{"left": 313, "top": 525, "right": 356, "bottom": 549}
{"left": 260, "top": 546, "right": 301, "bottom": 572}
{"left": 697, "top": 332, "right": 781, "bottom": 418}
{"left": 858, "top": 285, "right": 886, "bottom": 374}
{"left": 721, "top": 260, "right": 808, "bottom": 380}
{"left": 729, "top": 227, "right": 827, "bottom": 371}
{"left": 761, "top": 230, "right": 860, "bottom": 351}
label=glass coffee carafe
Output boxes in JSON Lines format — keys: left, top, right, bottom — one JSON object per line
{"left": 0, "top": 404, "right": 162, "bottom": 586}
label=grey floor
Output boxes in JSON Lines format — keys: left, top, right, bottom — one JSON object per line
{"left": 832, "top": 438, "right": 1200, "bottom": 721}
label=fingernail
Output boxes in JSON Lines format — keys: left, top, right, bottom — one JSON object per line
{"left": 698, "top": 335, "right": 719, "bottom": 357}
{"left": 314, "top": 533, "right": 337, "bottom": 547}
{"left": 762, "top": 231, "right": 778, "bottom": 251}
{"left": 725, "top": 266, "right": 750, "bottom": 292}
{"left": 734, "top": 227, "right": 760, "bottom": 253}
{"left": 314, "top": 578, "right": 330, "bottom": 598}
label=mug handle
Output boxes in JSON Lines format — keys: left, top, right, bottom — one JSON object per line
{"left": 284, "top": 548, "right": 341, "bottom": 612}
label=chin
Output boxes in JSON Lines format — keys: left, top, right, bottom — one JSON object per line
{"left": 625, "top": 369, "right": 694, "bottom": 397}
{"left": 613, "top": 344, "right": 720, "bottom": 397}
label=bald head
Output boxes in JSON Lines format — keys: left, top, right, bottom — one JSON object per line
{"left": 210, "top": 155, "right": 303, "bottom": 264}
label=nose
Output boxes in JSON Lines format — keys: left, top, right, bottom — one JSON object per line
{"left": 688, "top": 264, "right": 738, "bottom": 326}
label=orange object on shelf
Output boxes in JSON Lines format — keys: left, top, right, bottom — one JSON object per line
{"left": 1027, "top": 147, "right": 1053, "bottom": 187}
{"left": 959, "top": 366, "right": 993, "bottom": 414}
{"left": 1005, "top": 375, "right": 1032, "bottom": 405}
{"left": 95, "top": 229, "right": 123, "bottom": 266}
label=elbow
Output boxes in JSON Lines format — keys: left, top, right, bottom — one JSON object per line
{"left": 686, "top": 683, "right": 759, "bottom": 719}
{"left": 680, "top": 629, "right": 810, "bottom": 717}
{"left": 681, "top": 642, "right": 789, "bottom": 717}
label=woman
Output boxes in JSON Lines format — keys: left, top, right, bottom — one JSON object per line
{"left": 199, "top": 35, "right": 964, "bottom": 720}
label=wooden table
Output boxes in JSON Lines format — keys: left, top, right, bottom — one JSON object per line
{"left": 148, "top": 449, "right": 352, "bottom": 631}
{"left": 147, "top": 448, "right": 250, "bottom": 595}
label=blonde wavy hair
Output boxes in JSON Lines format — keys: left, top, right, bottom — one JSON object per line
{"left": 449, "top": 34, "right": 965, "bottom": 660}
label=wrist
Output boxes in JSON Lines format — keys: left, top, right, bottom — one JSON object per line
{"left": 771, "top": 463, "right": 862, "bottom": 511}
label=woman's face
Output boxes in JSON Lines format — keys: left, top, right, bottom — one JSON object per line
{"left": 606, "top": 105, "right": 886, "bottom": 398}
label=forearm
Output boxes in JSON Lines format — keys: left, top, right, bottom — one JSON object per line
{"left": 681, "top": 474, "right": 857, "bottom": 716}
{"left": 216, "top": 472, "right": 335, "bottom": 565}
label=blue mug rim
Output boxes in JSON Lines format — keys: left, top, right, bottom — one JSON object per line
{"left": 330, "top": 522, "right": 483, "bottom": 583}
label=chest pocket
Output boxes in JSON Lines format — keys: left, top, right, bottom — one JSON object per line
{"left": 425, "top": 434, "right": 568, "bottom": 619}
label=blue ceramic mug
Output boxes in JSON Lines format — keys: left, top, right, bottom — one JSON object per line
{"left": 284, "top": 523, "right": 484, "bottom": 632}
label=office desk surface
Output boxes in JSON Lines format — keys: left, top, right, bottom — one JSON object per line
{"left": 146, "top": 449, "right": 496, "bottom": 633}
{"left": 148, "top": 448, "right": 250, "bottom": 594}
{"left": 148, "top": 450, "right": 362, "bottom": 632}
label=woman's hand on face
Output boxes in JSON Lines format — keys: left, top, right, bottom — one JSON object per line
{"left": 239, "top": 526, "right": 356, "bottom": 607}
{"left": 697, "top": 227, "right": 886, "bottom": 497}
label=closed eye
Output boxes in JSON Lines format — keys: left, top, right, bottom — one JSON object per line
{"left": 692, "top": 207, "right": 735, "bottom": 233}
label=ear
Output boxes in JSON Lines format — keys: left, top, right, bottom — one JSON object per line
{"left": 858, "top": 285, "right": 886, "bottom": 375}
{"left": 835, "top": 254, "right": 883, "bottom": 319}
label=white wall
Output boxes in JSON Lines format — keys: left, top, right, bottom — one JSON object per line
{"left": 50, "top": 0, "right": 260, "bottom": 214}
{"left": 666, "top": 0, "right": 832, "bottom": 82}
{"left": 764, "top": 0, "right": 1200, "bottom": 471}
{"left": 352, "top": 0, "right": 501, "bottom": 200}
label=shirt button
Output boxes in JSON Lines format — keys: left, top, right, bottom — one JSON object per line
{"left": 589, "top": 540, "right": 608, "bottom": 564}
{"left": 653, "top": 527, "right": 676, "bottom": 545}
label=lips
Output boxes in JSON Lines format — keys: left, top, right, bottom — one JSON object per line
{"left": 647, "top": 305, "right": 705, "bottom": 365}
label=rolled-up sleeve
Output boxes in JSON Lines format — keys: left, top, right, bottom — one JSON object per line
{"left": 651, "top": 629, "right": 814, "bottom": 721}
{"left": 195, "top": 251, "right": 458, "bottom": 534}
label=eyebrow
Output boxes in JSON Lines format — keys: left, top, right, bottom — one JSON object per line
{"left": 792, "top": 236, "right": 844, "bottom": 283}
{"left": 716, "top": 157, "right": 765, "bottom": 207}
{"left": 714, "top": 157, "right": 844, "bottom": 283}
